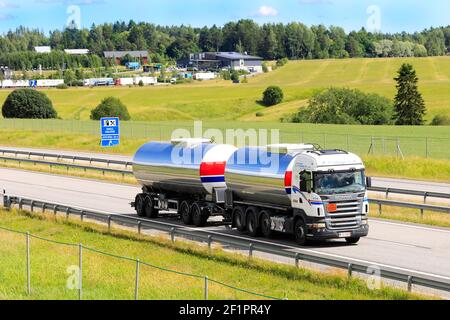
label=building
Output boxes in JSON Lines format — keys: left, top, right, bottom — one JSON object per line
{"left": 178, "top": 52, "right": 263, "bottom": 73}
{"left": 104, "top": 51, "right": 149, "bottom": 65}
{"left": 64, "top": 49, "right": 90, "bottom": 55}
{"left": 34, "top": 46, "right": 51, "bottom": 53}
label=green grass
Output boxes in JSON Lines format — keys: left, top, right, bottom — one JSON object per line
{"left": 0, "top": 57, "right": 449, "bottom": 122}
{"left": 0, "top": 130, "right": 448, "bottom": 182}
{"left": 0, "top": 209, "right": 426, "bottom": 300}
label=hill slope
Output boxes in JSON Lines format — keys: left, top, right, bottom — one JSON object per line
{"left": 0, "top": 57, "right": 448, "bottom": 122}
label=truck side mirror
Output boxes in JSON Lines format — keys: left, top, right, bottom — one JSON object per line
{"left": 366, "top": 177, "right": 372, "bottom": 188}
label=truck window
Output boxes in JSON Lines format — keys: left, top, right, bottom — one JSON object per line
{"left": 299, "top": 171, "right": 312, "bottom": 193}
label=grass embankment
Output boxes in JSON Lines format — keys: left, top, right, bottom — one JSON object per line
{"left": 0, "top": 208, "right": 425, "bottom": 300}
{"left": 0, "top": 57, "right": 449, "bottom": 121}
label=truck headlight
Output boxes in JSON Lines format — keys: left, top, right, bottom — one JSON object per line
{"left": 309, "top": 223, "right": 326, "bottom": 229}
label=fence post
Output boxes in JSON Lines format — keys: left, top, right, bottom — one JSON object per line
{"left": 295, "top": 253, "right": 301, "bottom": 268}
{"left": 26, "top": 232, "right": 31, "bottom": 295}
{"left": 249, "top": 243, "right": 254, "bottom": 258}
{"left": 108, "top": 215, "right": 112, "bottom": 232}
{"left": 407, "top": 276, "right": 413, "bottom": 292}
{"left": 204, "top": 276, "right": 209, "bottom": 300}
{"left": 207, "top": 235, "right": 213, "bottom": 253}
{"left": 347, "top": 263, "right": 353, "bottom": 278}
{"left": 137, "top": 221, "right": 142, "bottom": 235}
{"left": 135, "top": 259, "right": 140, "bottom": 301}
{"left": 79, "top": 243, "right": 83, "bottom": 301}
{"left": 378, "top": 203, "right": 382, "bottom": 215}
{"left": 170, "top": 227, "right": 175, "bottom": 243}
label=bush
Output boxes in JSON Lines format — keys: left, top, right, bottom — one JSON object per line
{"left": 276, "top": 58, "right": 288, "bottom": 67}
{"left": 56, "top": 83, "right": 69, "bottom": 89}
{"left": 230, "top": 70, "right": 240, "bottom": 82}
{"left": 262, "top": 86, "right": 284, "bottom": 106}
{"left": 138, "top": 80, "right": 144, "bottom": 87}
{"left": 90, "top": 97, "right": 131, "bottom": 121}
{"left": 2, "top": 89, "right": 57, "bottom": 119}
{"left": 262, "top": 62, "right": 269, "bottom": 73}
{"left": 431, "top": 115, "right": 450, "bottom": 126}
{"left": 291, "top": 88, "right": 393, "bottom": 125}
{"left": 255, "top": 111, "right": 264, "bottom": 117}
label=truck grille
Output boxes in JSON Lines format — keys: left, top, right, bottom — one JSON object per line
{"left": 325, "top": 199, "right": 362, "bottom": 230}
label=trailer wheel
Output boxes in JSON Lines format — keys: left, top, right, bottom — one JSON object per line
{"left": 135, "top": 194, "right": 145, "bottom": 217}
{"left": 191, "top": 203, "right": 209, "bottom": 227}
{"left": 144, "top": 196, "right": 159, "bottom": 218}
{"left": 246, "top": 207, "right": 261, "bottom": 237}
{"left": 294, "top": 219, "right": 308, "bottom": 246}
{"left": 233, "top": 206, "right": 246, "bottom": 232}
{"left": 260, "top": 210, "right": 273, "bottom": 238}
{"left": 180, "top": 201, "right": 193, "bottom": 225}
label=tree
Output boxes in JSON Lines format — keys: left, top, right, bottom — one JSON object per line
{"left": 2, "top": 89, "right": 57, "bottom": 119}
{"left": 290, "top": 88, "right": 392, "bottom": 125}
{"left": 393, "top": 64, "right": 426, "bottom": 125}
{"left": 262, "top": 86, "right": 284, "bottom": 106}
{"left": 90, "top": 97, "right": 131, "bottom": 121}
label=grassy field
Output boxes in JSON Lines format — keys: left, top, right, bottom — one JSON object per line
{"left": 0, "top": 57, "right": 449, "bottom": 122}
{"left": 0, "top": 209, "right": 424, "bottom": 300}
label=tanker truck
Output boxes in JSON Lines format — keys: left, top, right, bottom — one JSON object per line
{"left": 132, "top": 138, "right": 370, "bottom": 245}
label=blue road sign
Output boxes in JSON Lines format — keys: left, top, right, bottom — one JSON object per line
{"left": 101, "top": 117, "right": 120, "bottom": 147}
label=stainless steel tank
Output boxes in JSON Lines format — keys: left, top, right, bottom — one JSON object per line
{"left": 133, "top": 140, "right": 237, "bottom": 196}
{"left": 225, "top": 147, "right": 296, "bottom": 208}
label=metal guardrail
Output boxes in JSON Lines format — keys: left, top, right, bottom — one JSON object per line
{"left": 370, "top": 199, "right": 450, "bottom": 215}
{"left": 368, "top": 187, "right": 450, "bottom": 202}
{"left": 0, "top": 149, "right": 133, "bottom": 168}
{"left": 2, "top": 194, "right": 450, "bottom": 294}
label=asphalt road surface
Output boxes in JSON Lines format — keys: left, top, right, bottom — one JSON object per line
{"left": 1, "top": 167, "right": 449, "bottom": 281}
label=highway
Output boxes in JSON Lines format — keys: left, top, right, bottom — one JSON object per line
{"left": 1, "top": 145, "right": 449, "bottom": 195}
{"left": 1, "top": 167, "right": 449, "bottom": 281}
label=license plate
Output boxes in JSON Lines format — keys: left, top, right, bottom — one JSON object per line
{"left": 339, "top": 232, "right": 352, "bottom": 238}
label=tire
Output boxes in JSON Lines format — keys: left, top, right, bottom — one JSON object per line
{"left": 233, "top": 206, "right": 246, "bottom": 232}
{"left": 246, "top": 207, "right": 261, "bottom": 237}
{"left": 345, "top": 237, "right": 360, "bottom": 244}
{"left": 144, "top": 196, "right": 159, "bottom": 218}
{"left": 135, "top": 194, "right": 145, "bottom": 217}
{"left": 294, "top": 218, "right": 308, "bottom": 246}
{"left": 191, "top": 202, "right": 209, "bottom": 227}
{"left": 260, "top": 210, "right": 273, "bottom": 238}
{"left": 179, "top": 201, "right": 193, "bottom": 225}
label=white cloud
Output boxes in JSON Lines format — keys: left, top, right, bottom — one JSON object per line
{"left": 0, "top": 1, "right": 19, "bottom": 9}
{"left": 257, "top": 5, "right": 278, "bottom": 17}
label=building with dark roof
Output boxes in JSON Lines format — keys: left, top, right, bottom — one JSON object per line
{"left": 104, "top": 51, "right": 149, "bottom": 65}
{"left": 178, "top": 52, "right": 263, "bottom": 73}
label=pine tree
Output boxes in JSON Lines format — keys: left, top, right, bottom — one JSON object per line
{"left": 393, "top": 64, "right": 426, "bottom": 125}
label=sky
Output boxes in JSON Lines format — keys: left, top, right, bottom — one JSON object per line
{"left": 0, "top": 0, "right": 448, "bottom": 34}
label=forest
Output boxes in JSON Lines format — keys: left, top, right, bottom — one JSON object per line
{"left": 0, "top": 19, "right": 449, "bottom": 70}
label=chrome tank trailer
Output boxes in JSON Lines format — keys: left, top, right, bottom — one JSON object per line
{"left": 224, "top": 147, "right": 297, "bottom": 208}
{"left": 132, "top": 140, "right": 237, "bottom": 196}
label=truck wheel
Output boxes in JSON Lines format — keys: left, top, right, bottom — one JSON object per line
{"left": 345, "top": 237, "right": 360, "bottom": 244}
{"left": 260, "top": 210, "right": 273, "bottom": 238}
{"left": 135, "top": 194, "right": 145, "bottom": 217}
{"left": 191, "top": 203, "right": 209, "bottom": 227}
{"left": 144, "top": 196, "right": 159, "bottom": 218}
{"left": 246, "top": 207, "right": 261, "bottom": 237}
{"left": 294, "top": 219, "right": 308, "bottom": 246}
{"left": 233, "top": 206, "right": 246, "bottom": 232}
{"left": 180, "top": 201, "right": 193, "bottom": 225}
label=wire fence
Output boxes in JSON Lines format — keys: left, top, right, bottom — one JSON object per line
{"left": 0, "top": 225, "right": 284, "bottom": 300}
{"left": 0, "top": 119, "right": 449, "bottom": 159}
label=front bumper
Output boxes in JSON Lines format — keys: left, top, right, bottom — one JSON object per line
{"left": 307, "top": 224, "right": 369, "bottom": 240}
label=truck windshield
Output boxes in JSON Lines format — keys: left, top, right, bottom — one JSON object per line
{"left": 313, "top": 170, "right": 366, "bottom": 195}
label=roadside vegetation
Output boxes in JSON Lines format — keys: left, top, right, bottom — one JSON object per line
{"left": 0, "top": 208, "right": 426, "bottom": 300}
